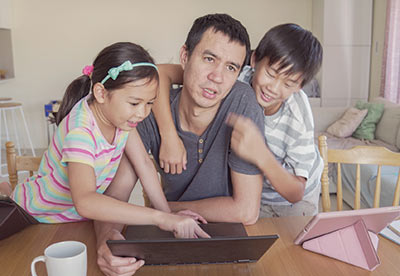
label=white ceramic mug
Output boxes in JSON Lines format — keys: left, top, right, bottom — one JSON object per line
{"left": 31, "top": 240, "right": 87, "bottom": 276}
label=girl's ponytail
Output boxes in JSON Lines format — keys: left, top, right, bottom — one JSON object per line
{"left": 54, "top": 75, "right": 91, "bottom": 125}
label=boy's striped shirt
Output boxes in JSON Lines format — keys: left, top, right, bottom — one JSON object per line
{"left": 238, "top": 66, "right": 323, "bottom": 205}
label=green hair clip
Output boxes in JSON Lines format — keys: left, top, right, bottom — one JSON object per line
{"left": 100, "top": 60, "right": 158, "bottom": 85}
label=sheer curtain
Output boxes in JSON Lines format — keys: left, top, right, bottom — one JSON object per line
{"left": 381, "top": 0, "right": 400, "bottom": 104}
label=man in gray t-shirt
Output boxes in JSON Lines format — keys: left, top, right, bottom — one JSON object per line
{"left": 137, "top": 14, "right": 265, "bottom": 225}
{"left": 138, "top": 81, "right": 264, "bottom": 202}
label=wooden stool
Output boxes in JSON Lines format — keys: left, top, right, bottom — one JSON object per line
{"left": 0, "top": 102, "right": 35, "bottom": 176}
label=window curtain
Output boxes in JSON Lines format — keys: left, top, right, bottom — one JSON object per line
{"left": 381, "top": 0, "right": 400, "bottom": 104}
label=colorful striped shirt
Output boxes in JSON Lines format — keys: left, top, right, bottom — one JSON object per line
{"left": 238, "top": 66, "right": 323, "bottom": 206}
{"left": 12, "top": 95, "right": 129, "bottom": 223}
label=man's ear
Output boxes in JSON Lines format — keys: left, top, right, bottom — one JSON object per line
{"left": 250, "top": 51, "right": 257, "bottom": 68}
{"left": 92, "top": 83, "right": 107, "bottom": 104}
{"left": 179, "top": 45, "right": 189, "bottom": 70}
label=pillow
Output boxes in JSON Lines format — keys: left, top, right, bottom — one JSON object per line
{"left": 352, "top": 101, "right": 385, "bottom": 140}
{"left": 375, "top": 106, "right": 400, "bottom": 146}
{"left": 326, "top": 107, "right": 368, "bottom": 138}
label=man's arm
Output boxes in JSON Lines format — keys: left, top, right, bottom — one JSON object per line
{"left": 169, "top": 171, "right": 263, "bottom": 225}
{"left": 93, "top": 154, "right": 145, "bottom": 276}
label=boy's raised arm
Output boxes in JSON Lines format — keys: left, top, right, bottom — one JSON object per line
{"left": 153, "top": 64, "right": 186, "bottom": 174}
{"left": 226, "top": 113, "right": 306, "bottom": 203}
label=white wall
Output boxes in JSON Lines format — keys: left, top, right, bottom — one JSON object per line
{"left": 0, "top": 0, "right": 312, "bottom": 149}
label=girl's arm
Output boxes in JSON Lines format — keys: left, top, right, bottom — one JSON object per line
{"left": 226, "top": 113, "right": 306, "bottom": 203}
{"left": 68, "top": 156, "right": 209, "bottom": 238}
{"left": 124, "top": 130, "right": 207, "bottom": 223}
{"left": 152, "top": 64, "right": 186, "bottom": 174}
{"left": 68, "top": 161, "right": 167, "bottom": 225}
{"left": 123, "top": 128, "right": 170, "bottom": 212}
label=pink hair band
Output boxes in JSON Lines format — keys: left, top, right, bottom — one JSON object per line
{"left": 82, "top": 65, "right": 94, "bottom": 76}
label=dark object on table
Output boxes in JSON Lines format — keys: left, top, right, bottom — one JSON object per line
{"left": 0, "top": 195, "right": 38, "bottom": 240}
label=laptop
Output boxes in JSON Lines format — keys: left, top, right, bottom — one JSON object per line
{"left": 294, "top": 206, "right": 400, "bottom": 245}
{"left": 107, "top": 222, "right": 279, "bottom": 265}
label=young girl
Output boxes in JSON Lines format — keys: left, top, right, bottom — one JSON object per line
{"left": 0, "top": 42, "right": 208, "bottom": 238}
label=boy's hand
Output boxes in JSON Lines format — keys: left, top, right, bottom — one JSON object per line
{"left": 226, "top": 113, "right": 267, "bottom": 167}
{"left": 96, "top": 229, "right": 145, "bottom": 276}
{"left": 159, "top": 132, "right": 187, "bottom": 174}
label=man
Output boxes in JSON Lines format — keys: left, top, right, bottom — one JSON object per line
{"left": 94, "top": 13, "right": 264, "bottom": 276}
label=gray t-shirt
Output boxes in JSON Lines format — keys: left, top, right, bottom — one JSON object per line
{"left": 137, "top": 81, "right": 264, "bottom": 201}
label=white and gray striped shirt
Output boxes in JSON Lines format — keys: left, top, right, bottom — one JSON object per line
{"left": 238, "top": 66, "right": 323, "bottom": 206}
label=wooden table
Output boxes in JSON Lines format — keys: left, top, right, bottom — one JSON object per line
{"left": 1, "top": 216, "right": 399, "bottom": 276}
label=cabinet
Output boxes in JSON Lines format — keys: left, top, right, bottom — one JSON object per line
{"left": 312, "top": 0, "right": 373, "bottom": 107}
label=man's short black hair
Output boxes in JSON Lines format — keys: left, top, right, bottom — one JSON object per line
{"left": 254, "top": 23, "right": 323, "bottom": 87}
{"left": 184, "top": 13, "right": 250, "bottom": 69}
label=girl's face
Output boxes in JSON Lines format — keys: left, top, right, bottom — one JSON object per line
{"left": 250, "top": 55, "right": 303, "bottom": 116}
{"left": 99, "top": 78, "right": 158, "bottom": 131}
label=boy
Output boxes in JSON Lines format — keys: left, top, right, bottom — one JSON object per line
{"left": 228, "top": 23, "right": 323, "bottom": 217}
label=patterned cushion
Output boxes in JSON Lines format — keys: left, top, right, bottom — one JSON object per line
{"left": 326, "top": 108, "right": 368, "bottom": 138}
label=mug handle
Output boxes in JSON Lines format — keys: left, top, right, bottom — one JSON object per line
{"left": 31, "top": 256, "right": 45, "bottom": 276}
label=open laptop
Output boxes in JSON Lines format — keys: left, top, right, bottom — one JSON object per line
{"left": 294, "top": 206, "right": 400, "bottom": 245}
{"left": 107, "top": 222, "right": 279, "bottom": 266}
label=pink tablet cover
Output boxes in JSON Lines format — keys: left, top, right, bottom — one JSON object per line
{"left": 302, "top": 220, "right": 380, "bottom": 270}
{"left": 294, "top": 206, "right": 400, "bottom": 245}
{"left": 294, "top": 207, "right": 400, "bottom": 271}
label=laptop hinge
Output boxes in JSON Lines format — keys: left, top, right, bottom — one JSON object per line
{"left": 237, "top": 259, "right": 251, "bottom": 263}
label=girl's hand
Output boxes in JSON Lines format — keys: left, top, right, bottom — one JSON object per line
{"left": 159, "top": 132, "right": 187, "bottom": 174}
{"left": 159, "top": 213, "right": 210, "bottom": 239}
{"left": 175, "top": 209, "right": 208, "bottom": 224}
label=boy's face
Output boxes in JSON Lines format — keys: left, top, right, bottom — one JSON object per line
{"left": 251, "top": 55, "right": 303, "bottom": 115}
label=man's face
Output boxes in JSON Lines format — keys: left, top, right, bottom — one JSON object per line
{"left": 180, "top": 28, "right": 246, "bottom": 110}
{"left": 251, "top": 55, "right": 303, "bottom": 115}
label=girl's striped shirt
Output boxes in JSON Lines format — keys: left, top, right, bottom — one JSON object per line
{"left": 12, "top": 95, "right": 129, "bottom": 223}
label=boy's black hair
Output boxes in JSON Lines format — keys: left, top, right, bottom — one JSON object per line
{"left": 184, "top": 13, "right": 250, "bottom": 69}
{"left": 254, "top": 23, "right": 322, "bottom": 86}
